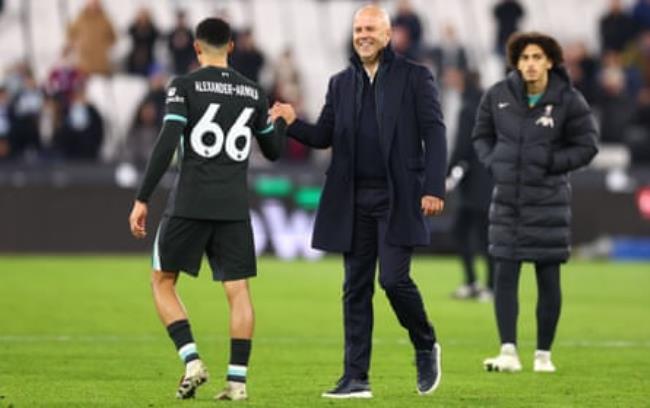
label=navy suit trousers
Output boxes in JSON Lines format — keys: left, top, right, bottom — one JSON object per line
{"left": 342, "top": 188, "right": 436, "bottom": 380}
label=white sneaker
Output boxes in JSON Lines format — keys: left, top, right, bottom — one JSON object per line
{"left": 451, "top": 284, "right": 480, "bottom": 299}
{"left": 477, "top": 289, "right": 494, "bottom": 303}
{"left": 533, "top": 350, "right": 556, "bottom": 373}
{"left": 176, "top": 360, "right": 209, "bottom": 399}
{"left": 215, "top": 381, "right": 248, "bottom": 401}
{"left": 483, "top": 343, "right": 522, "bottom": 372}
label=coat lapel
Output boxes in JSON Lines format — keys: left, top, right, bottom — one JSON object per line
{"left": 378, "top": 61, "right": 407, "bottom": 160}
{"left": 341, "top": 69, "right": 358, "bottom": 155}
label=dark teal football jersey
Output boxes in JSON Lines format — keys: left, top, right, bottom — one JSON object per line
{"left": 138, "top": 65, "right": 282, "bottom": 220}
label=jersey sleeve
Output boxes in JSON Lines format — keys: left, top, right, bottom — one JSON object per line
{"left": 253, "top": 90, "right": 286, "bottom": 161}
{"left": 253, "top": 91, "right": 274, "bottom": 136}
{"left": 163, "top": 76, "right": 189, "bottom": 125}
{"left": 134, "top": 77, "right": 188, "bottom": 203}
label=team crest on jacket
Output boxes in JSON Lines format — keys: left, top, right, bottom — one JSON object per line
{"left": 535, "top": 104, "right": 555, "bottom": 128}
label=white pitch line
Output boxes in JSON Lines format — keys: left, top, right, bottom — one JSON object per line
{"left": 0, "top": 335, "right": 649, "bottom": 348}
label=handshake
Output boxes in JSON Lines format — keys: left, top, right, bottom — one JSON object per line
{"left": 269, "top": 102, "right": 297, "bottom": 125}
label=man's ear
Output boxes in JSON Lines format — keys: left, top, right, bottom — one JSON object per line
{"left": 193, "top": 40, "right": 202, "bottom": 56}
{"left": 227, "top": 40, "right": 235, "bottom": 54}
{"left": 385, "top": 27, "right": 392, "bottom": 46}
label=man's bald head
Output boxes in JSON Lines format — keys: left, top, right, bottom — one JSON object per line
{"left": 354, "top": 4, "right": 391, "bottom": 30}
{"left": 352, "top": 4, "right": 392, "bottom": 65}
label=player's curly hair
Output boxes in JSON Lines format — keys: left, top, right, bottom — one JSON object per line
{"left": 506, "top": 32, "right": 564, "bottom": 69}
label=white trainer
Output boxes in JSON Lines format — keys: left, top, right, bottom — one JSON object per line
{"left": 451, "top": 284, "right": 480, "bottom": 299}
{"left": 533, "top": 350, "right": 556, "bottom": 373}
{"left": 215, "top": 381, "right": 248, "bottom": 401}
{"left": 176, "top": 360, "right": 209, "bottom": 399}
{"left": 483, "top": 343, "right": 522, "bottom": 372}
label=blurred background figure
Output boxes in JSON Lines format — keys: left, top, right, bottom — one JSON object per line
{"left": 66, "top": 0, "right": 116, "bottom": 76}
{"left": 0, "top": 83, "right": 11, "bottom": 160}
{"left": 429, "top": 23, "right": 468, "bottom": 80}
{"left": 167, "top": 10, "right": 196, "bottom": 75}
{"left": 493, "top": 0, "right": 525, "bottom": 57}
{"left": 8, "top": 66, "right": 43, "bottom": 162}
{"left": 126, "top": 7, "right": 160, "bottom": 77}
{"left": 446, "top": 70, "right": 494, "bottom": 301}
{"left": 121, "top": 65, "right": 168, "bottom": 166}
{"left": 600, "top": 0, "right": 638, "bottom": 53}
{"left": 122, "top": 99, "right": 158, "bottom": 167}
{"left": 563, "top": 41, "right": 599, "bottom": 104}
{"left": 52, "top": 85, "right": 103, "bottom": 160}
{"left": 45, "top": 45, "right": 86, "bottom": 110}
{"left": 270, "top": 48, "right": 309, "bottom": 163}
{"left": 230, "top": 28, "right": 265, "bottom": 83}
{"left": 392, "top": 0, "right": 423, "bottom": 59}
{"left": 632, "top": 0, "right": 650, "bottom": 31}
{"left": 596, "top": 51, "right": 635, "bottom": 145}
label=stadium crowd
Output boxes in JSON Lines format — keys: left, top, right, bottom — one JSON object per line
{"left": 0, "top": 0, "right": 650, "bottom": 167}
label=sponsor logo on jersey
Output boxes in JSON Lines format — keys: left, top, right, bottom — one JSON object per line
{"left": 166, "top": 95, "right": 185, "bottom": 104}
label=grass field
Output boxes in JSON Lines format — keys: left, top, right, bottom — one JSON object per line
{"left": 0, "top": 256, "right": 649, "bottom": 407}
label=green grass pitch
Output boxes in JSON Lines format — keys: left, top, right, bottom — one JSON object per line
{"left": 0, "top": 256, "right": 649, "bottom": 407}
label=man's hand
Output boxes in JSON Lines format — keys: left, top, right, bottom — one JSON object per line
{"left": 421, "top": 195, "right": 444, "bottom": 216}
{"left": 270, "top": 102, "right": 297, "bottom": 125}
{"left": 129, "top": 200, "right": 148, "bottom": 239}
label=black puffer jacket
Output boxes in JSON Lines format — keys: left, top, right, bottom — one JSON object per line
{"left": 472, "top": 68, "right": 598, "bottom": 262}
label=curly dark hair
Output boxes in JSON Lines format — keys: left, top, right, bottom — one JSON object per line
{"left": 506, "top": 32, "right": 564, "bottom": 69}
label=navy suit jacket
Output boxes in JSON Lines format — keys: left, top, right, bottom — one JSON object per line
{"left": 288, "top": 48, "right": 447, "bottom": 252}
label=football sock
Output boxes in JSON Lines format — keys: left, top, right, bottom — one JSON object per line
{"left": 227, "top": 338, "right": 251, "bottom": 383}
{"left": 167, "top": 319, "right": 200, "bottom": 364}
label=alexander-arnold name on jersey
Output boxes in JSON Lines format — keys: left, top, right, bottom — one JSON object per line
{"left": 194, "top": 81, "right": 259, "bottom": 101}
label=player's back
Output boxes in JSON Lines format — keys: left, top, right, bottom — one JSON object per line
{"left": 164, "top": 66, "right": 272, "bottom": 221}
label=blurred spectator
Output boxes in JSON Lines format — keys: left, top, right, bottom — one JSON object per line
{"left": 123, "top": 100, "right": 158, "bottom": 166}
{"left": 67, "top": 0, "right": 116, "bottom": 76}
{"left": 271, "top": 48, "right": 309, "bottom": 162}
{"left": 622, "top": 30, "right": 650, "bottom": 94}
{"left": 167, "top": 10, "right": 196, "bottom": 74}
{"left": 629, "top": 87, "right": 650, "bottom": 164}
{"left": 429, "top": 23, "right": 468, "bottom": 78}
{"left": 564, "top": 41, "right": 600, "bottom": 103}
{"left": 392, "top": 25, "right": 418, "bottom": 60}
{"left": 8, "top": 69, "right": 43, "bottom": 160}
{"left": 46, "top": 45, "right": 86, "bottom": 109}
{"left": 392, "top": 0, "right": 423, "bottom": 58}
{"left": 600, "top": 0, "right": 638, "bottom": 52}
{"left": 440, "top": 67, "right": 463, "bottom": 154}
{"left": 447, "top": 71, "right": 494, "bottom": 300}
{"left": 53, "top": 86, "right": 103, "bottom": 160}
{"left": 127, "top": 8, "right": 160, "bottom": 76}
{"left": 0, "top": 85, "right": 11, "bottom": 159}
{"left": 39, "top": 95, "right": 64, "bottom": 154}
{"left": 140, "top": 66, "right": 168, "bottom": 125}
{"left": 633, "top": 0, "right": 650, "bottom": 31}
{"left": 596, "top": 52, "right": 636, "bottom": 144}
{"left": 3, "top": 61, "right": 31, "bottom": 97}
{"left": 120, "top": 66, "right": 168, "bottom": 165}
{"left": 493, "top": 0, "right": 525, "bottom": 56}
{"left": 230, "top": 29, "right": 265, "bottom": 82}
